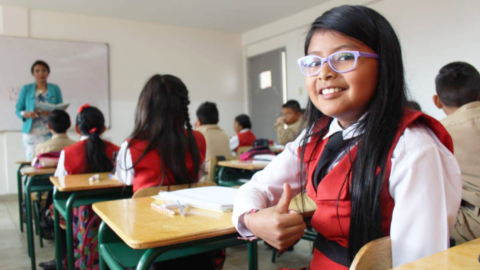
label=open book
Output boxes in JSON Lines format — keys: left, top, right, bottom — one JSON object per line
{"left": 152, "top": 186, "right": 238, "bottom": 212}
{"left": 37, "top": 102, "right": 69, "bottom": 112}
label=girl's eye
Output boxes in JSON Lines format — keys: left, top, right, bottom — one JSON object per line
{"left": 335, "top": 53, "right": 355, "bottom": 61}
{"left": 308, "top": 60, "right": 322, "bottom": 67}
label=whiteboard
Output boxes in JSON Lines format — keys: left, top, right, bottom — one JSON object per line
{"left": 0, "top": 36, "right": 110, "bottom": 131}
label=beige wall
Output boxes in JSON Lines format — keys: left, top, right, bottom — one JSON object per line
{"left": 242, "top": 0, "right": 480, "bottom": 117}
{"left": 0, "top": 6, "right": 245, "bottom": 194}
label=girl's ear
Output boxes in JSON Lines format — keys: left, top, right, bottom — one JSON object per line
{"left": 75, "top": 125, "right": 80, "bottom": 135}
{"left": 101, "top": 125, "right": 107, "bottom": 134}
{"left": 432, "top": 95, "right": 443, "bottom": 109}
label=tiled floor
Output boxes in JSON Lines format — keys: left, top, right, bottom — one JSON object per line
{"left": 0, "top": 194, "right": 312, "bottom": 269}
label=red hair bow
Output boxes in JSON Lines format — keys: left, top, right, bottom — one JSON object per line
{"left": 89, "top": 127, "right": 97, "bottom": 134}
{"left": 78, "top": 103, "right": 90, "bottom": 113}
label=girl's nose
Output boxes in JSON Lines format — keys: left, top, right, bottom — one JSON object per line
{"left": 317, "top": 62, "right": 337, "bottom": 81}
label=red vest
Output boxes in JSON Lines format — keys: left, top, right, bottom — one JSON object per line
{"left": 235, "top": 130, "right": 256, "bottom": 151}
{"left": 127, "top": 130, "right": 206, "bottom": 192}
{"left": 63, "top": 140, "right": 119, "bottom": 174}
{"left": 302, "top": 109, "right": 453, "bottom": 270}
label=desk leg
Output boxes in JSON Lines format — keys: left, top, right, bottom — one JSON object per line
{"left": 53, "top": 188, "right": 63, "bottom": 270}
{"left": 17, "top": 164, "right": 25, "bottom": 232}
{"left": 218, "top": 166, "right": 226, "bottom": 185}
{"left": 248, "top": 240, "right": 258, "bottom": 270}
{"left": 25, "top": 176, "right": 37, "bottom": 270}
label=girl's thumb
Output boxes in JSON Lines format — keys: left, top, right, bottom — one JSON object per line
{"left": 276, "top": 183, "right": 293, "bottom": 213}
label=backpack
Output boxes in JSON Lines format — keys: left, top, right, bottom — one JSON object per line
{"left": 32, "top": 152, "right": 61, "bottom": 169}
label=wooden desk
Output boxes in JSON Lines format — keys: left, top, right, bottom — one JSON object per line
{"left": 50, "top": 172, "right": 131, "bottom": 270}
{"left": 50, "top": 172, "right": 124, "bottom": 192}
{"left": 93, "top": 197, "right": 258, "bottom": 270}
{"left": 16, "top": 160, "right": 32, "bottom": 165}
{"left": 391, "top": 238, "right": 480, "bottom": 269}
{"left": 21, "top": 167, "right": 56, "bottom": 176}
{"left": 218, "top": 160, "right": 268, "bottom": 171}
{"left": 21, "top": 166, "right": 56, "bottom": 270}
{"left": 216, "top": 160, "right": 268, "bottom": 187}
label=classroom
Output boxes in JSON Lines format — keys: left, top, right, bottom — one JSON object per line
{"left": 0, "top": 0, "right": 479, "bottom": 269}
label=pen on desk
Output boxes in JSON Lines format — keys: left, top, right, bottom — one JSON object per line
{"left": 176, "top": 200, "right": 186, "bottom": 216}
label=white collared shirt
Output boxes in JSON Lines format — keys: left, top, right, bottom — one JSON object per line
{"left": 54, "top": 135, "right": 89, "bottom": 176}
{"left": 229, "top": 128, "right": 251, "bottom": 151}
{"left": 232, "top": 117, "right": 462, "bottom": 267}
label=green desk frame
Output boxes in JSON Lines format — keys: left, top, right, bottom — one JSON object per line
{"left": 216, "top": 166, "right": 257, "bottom": 187}
{"left": 53, "top": 186, "right": 133, "bottom": 270}
{"left": 24, "top": 174, "right": 54, "bottom": 270}
{"left": 17, "top": 163, "right": 29, "bottom": 232}
{"left": 98, "top": 221, "right": 258, "bottom": 270}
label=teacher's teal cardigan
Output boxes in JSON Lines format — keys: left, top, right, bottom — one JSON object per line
{"left": 15, "top": 82, "right": 63, "bottom": 134}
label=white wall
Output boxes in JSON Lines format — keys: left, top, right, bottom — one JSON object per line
{"left": 0, "top": 7, "right": 245, "bottom": 194}
{"left": 242, "top": 0, "right": 480, "bottom": 116}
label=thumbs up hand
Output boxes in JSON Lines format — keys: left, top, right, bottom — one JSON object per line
{"left": 246, "top": 183, "right": 307, "bottom": 251}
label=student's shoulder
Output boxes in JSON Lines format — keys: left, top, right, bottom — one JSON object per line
{"left": 104, "top": 140, "right": 120, "bottom": 151}
{"left": 394, "top": 123, "right": 451, "bottom": 160}
{"left": 192, "top": 129, "right": 206, "bottom": 143}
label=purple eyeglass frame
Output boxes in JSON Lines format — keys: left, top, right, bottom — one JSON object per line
{"left": 297, "top": 51, "right": 379, "bottom": 76}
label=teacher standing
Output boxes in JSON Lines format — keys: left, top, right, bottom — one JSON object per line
{"left": 15, "top": 60, "right": 63, "bottom": 160}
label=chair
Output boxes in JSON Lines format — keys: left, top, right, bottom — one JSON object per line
{"left": 132, "top": 181, "right": 217, "bottom": 198}
{"left": 349, "top": 236, "right": 392, "bottom": 270}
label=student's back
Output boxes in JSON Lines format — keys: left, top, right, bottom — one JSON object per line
{"left": 433, "top": 61, "right": 480, "bottom": 244}
{"left": 55, "top": 105, "right": 118, "bottom": 176}
{"left": 194, "top": 101, "right": 231, "bottom": 168}
{"left": 35, "top": 110, "right": 75, "bottom": 156}
{"left": 116, "top": 74, "right": 207, "bottom": 193}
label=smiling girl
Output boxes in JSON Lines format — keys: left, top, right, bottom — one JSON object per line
{"left": 232, "top": 5, "right": 461, "bottom": 269}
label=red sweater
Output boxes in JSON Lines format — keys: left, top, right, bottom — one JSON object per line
{"left": 127, "top": 130, "right": 206, "bottom": 192}
{"left": 301, "top": 109, "right": 453, "bottom": 270}
{"left": 235, "top": 130, "right": 257, "bottom": 151}
{"left": 64, "top": 140, "right": 119, "bottom": 174}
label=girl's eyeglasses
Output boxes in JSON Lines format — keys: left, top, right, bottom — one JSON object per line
{"left": 297, "top": 51, "right": 379, "bottom": 76}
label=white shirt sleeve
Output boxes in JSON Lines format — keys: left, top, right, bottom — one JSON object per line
{"left": 115, "top": 141, "right": 135, "bottom": 186}
{"left": 232, "top": 130, "right": 307, "bottom": 236}
{"left": 229, "top": 135, "right": 239, "bottom": 151}
{"left": 54, "top": 150, "right": 68, "bottom": 176}
{"left": 388, "top": 124, "right": 462, "bottom": 267}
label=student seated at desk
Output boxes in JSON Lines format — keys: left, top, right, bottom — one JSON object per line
{"left": 433, "top": 62, "right": 480, "bottom": 244}
{"left": 194, "top": 101, "right": 232, "bottom": 173}
{"left": 274, "top": 100, "right": 306, "bottom": 145}
{"left": 229, "top": 114, "right": 256, "bottom": 152}
{"left": 34, "top": 109, "right": 75, "bottom": 157}
{"left": 115, "top": 75, "right": 224, "bottom": 269}
{"left": 41, "top": 104, "right": 119, "bottom": 270}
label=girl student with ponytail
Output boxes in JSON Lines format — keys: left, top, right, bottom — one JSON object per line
{"left": 115, "top": 75, "right": 224, "bottom": 269}
{"left": 51, "top": 104, "right": 119, "bottom": 269}
{"left": 55, "top": 104, "right": 119, "bottom": 176}
{"left": 233, "top": 5, "right": 462, "bottom": 270}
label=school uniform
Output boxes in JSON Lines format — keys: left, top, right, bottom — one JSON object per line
{"left": 440, "top": 101, "right": 480, "bottom": 244}
{"left": 232, "top": 109, "right": 462, "bottom": 269}
{"left": 115, "top": 130, "right": 207, "bottom": 192}
{"left": 195, "top": 124, "right": 232, "bottom": 172}
{"left": 229, "top": 128, "right": 257, "bottom": 152}
{"left": 274, "top": 117, "right": 306, "bottom": 145}
{"left": 34, "top": 133, "right": 76, "bottom": 157}
{"left": 54, "top": 136, "right": 119, "bottom": 176}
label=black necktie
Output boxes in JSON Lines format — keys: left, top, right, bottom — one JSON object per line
{"left": 313, "top": 131, "right": 351, "bottom": 190}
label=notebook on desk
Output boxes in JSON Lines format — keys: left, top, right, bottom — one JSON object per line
{"left": 152, "top": 186, "right": 238, "bottom": 212}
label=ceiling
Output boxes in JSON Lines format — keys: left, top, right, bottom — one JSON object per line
{"left": 0, "top": 0, "right": 331, "bottom": 33}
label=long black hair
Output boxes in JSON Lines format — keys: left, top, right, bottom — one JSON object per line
{"left": 299, "top": 5, "right": 407, "bottom": 261}
{"left": 76, "top": 106, "right": 113, "bottom": 172}
{"left": 127, "top": 74, "right": 200, "bottom": 184}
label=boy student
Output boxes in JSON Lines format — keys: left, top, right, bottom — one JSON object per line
{"left": 274, "top": 100, "right": 305, "bottom": 145}
{"left": 433, "top": 61, "right": 480, "bottom": 244}
{"left": 34, "top": 109, "right": 75, "bottom": 156}
{"left": 194, "top": 102, "right": 232, "bottom": 170}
